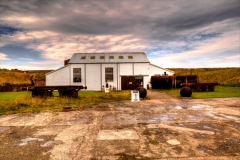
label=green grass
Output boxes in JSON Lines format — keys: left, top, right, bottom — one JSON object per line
{"left": 156, "top": 86, "right": 240, "bottom": 99}
{"left": 0, "top": 90, "right": 131, "bottom": 115}
{"left": 0, "top": 91, "right": 32, "bottom": 101}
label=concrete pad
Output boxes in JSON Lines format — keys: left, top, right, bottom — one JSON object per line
{"left": 34, "top": 126, "right": 67, "bottom": 136}
{"left": 0, "top": 126, "right": 10, "bottom": 133}
{"left": 147, "top": 123, "right": 215, "bottom": 135}
{"left": 97, "top": 130, "right": 139, "bottom": 140}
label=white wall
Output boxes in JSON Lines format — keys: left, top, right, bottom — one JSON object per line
{"left": 119, "top": 63, "right": 133, "bottom": 75}
{"left": 149, "top": 64, "right": 174, "bottom": 76}
{"left": 46, "top": 63, "right": 174, "bottom": 90}
{"left": 86, "top": 64, "right": 101, "bottom": 90}
{"left": 134, "top": 63, "right": 149, "bottom": 75}
{"left": 46, "top": 65, "right": 70, "bottom": 86}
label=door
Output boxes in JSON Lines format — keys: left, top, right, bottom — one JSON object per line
{"left": 135, "top": 76, "right": 143, "bottom": 88}
{"left": 121, "top": 76, "right": 136, "bottom": 90}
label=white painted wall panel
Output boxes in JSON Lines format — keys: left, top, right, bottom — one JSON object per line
{"left": 46, "top": 65, "right": 70, "bottom": 86}
{"left": 119, "top": 63, "right": 133, "bottom": 75}
{"left": 85, "top": 64, "right": 101, "bottom": 90}
{"left": 134, "top": 63, "right": 149, "bottom": 75}
{"left": 149, "top": 64, "right": 174, "bottom": 76}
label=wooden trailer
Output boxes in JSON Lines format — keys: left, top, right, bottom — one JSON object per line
{"left": 30, "top": 85, "right": 87, "bottom": 98}
{"left": 181, "top": 82, "right": 219, "bottom": 91}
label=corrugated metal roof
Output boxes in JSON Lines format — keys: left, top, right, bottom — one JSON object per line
{"left": 68, "top": 52, "right": 150, "bottom": 64}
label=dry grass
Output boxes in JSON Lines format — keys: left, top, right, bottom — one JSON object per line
{"left": 0, "top": 91, "right": 131, "bottom": 115}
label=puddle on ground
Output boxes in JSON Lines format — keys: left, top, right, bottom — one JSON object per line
{"left": 34, "top": 126, "right": 67, "bottom": 136}
{"left": 103, "top": 113, "right": 174, "bottom": 124}
{"left": 97, "top": 129, "right": 139, "bottom": 140}
{"left": 191, "top": 104, "right": 212, "bottom": 109}
{"left": 116, "top": 104, "right": 178, "bottom": 112}
{"left": 115, "top": 104, "right": 214, "bottom": 113}
{"left": 203, "top": 125, "right": 211, "bottom": 129}
{"left": 175, "top": 106, "right": 183, "bottom": 110}
{"left": 167, "top": 139, "right": 180, "bottom": 145}
{"left": 174, "top": 104, "right": 213, "bottom": 110}
{"left": 19, "top": 137, "right": 44, "bottom": 146}
{"left": 198, "top": 146, "right": 208, "bottom": 151}
{"left": 219, "top": 114, "right": 240, "bottom": 120}
{"left": 40, "top": 140, "right": 54, "bottom": 147}
{"left": 53, "top": 118, "right": 90, "bottom": 125}
{"left": 51, "top": 114, "right": 90, "bottom": 126}
{"left": 103, "top": 109, "right": 239, "bottom": 125}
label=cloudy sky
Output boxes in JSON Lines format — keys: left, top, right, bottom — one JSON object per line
{"left": 0, "top": 0, "right": 239, "bottom": 70}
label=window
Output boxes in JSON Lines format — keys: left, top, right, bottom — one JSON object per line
{"left": 105, "top": 68, "right": 113, "bottom": 82}
{"left": 128, "top": 56, "right": 133, "bottom": 59}
{"left": 109, "top": 56, "right": 114, "bottom": 59}
{"left": 100, "top": 56, "right": 105, "bottom": 59}
{"left": 90, "top": 56, "right": 95, "bottom": 59}
{"left": 81, "top": 56, "right": 86, "bottom": 59}
{"left": 119, "top": 56, "right": 124, "bottom": 59}
{"left": 73, "top": 68, "right": 81, "bottom": 82}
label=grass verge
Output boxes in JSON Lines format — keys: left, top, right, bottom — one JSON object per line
{"left": 0, "top": 90, "right": 131, "bottom": 115}
{"left": 155, "top": 86, "right": 240, "bottom": 99}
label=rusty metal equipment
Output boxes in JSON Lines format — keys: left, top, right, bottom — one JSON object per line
{"left": 151, "top": 74, "right": 219, "bottom": 91}
{"left": 181, "top": 82, "right": 219, "bottom": 91}
{"left": 151, "top": 76, "right": 173, "bottom": 89}
{"left": 29, "top": 85, "right": 87, "bottom": 98}
{"left": 180, "top": 87, "right": 192, "bottom": 97}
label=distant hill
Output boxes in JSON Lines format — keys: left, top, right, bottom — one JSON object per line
{"left": 1, "top": 68, "right": 239, "bottom": 87}
{"left": 168, "top": 68, "right": 240, "bottom": 87}
{"left": 0, "top": 69, "right": 52, "bottom": 86}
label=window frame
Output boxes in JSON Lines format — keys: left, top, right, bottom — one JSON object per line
{"left": 73, "top": 68, "right": 81, "bottom": 82}
{"left": 105, "top": 67, "right": 113, "bottom": 82}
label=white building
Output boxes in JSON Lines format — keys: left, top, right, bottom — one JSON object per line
{"left": 46, "top": 52, "right": 174, "bottom": 90}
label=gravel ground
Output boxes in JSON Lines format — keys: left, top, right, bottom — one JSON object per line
{"left": 0, "top": 90, "right": 240, "bottom": 160}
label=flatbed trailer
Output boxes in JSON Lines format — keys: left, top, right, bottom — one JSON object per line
{"left": 30, "top": 85, "right": 87, "bottom": 98}
{"left": 181, "top": 82, "right": 219, "bottom": 91}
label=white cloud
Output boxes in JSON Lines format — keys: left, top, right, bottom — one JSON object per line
{"left": 150, "top": 28, "right": 240, "bottom": 68}
{"left": 0, "top": 53, "right": 10, "bottom": 60}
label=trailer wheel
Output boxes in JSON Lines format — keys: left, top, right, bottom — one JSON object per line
{"left": 208, "top": 84, "right": 215, "bottom": 91}
{"left": 32, "top": 91, "right": 35, "bottom": 97}
{"left": 72, "top": 91, "right": 78, "bottom": 98}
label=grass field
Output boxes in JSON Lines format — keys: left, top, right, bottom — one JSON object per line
{"left": 156, "top": 86, "right": 240, "bottom": 99}
{"left": 0, "top": 90, "right": 131, "bottom": 115}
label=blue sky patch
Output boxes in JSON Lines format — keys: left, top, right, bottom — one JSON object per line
{"left": 0, "top": 45, "right": 44, "bottom": 61}
{"left": 0, "top": 25, "right": 22, "bottom": 35}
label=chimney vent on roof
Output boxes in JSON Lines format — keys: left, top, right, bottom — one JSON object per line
{"left": 64, "top": 59, "right": 70, "bottom": 66}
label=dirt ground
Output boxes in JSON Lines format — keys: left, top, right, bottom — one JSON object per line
{"left": 0, "top": 90, "right": 240, "bottom": 160}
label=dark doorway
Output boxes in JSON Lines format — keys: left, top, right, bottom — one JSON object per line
{"left": 121, "top": 76, "right": 144, "bottom": 90}
{"left": 135, "top": 76, "right": 143, "bottom": 88}
{"left": 121, "top": 76, "right": 136, "bottom": 90}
